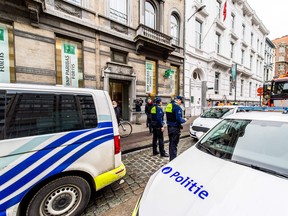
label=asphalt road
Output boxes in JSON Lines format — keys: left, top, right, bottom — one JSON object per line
{"left": 82, "top": 137, "right": 196, "bottom": 216}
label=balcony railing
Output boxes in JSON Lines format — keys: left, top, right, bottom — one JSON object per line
{"left": 136, "top": 24, "right": 172, "bottom": 46}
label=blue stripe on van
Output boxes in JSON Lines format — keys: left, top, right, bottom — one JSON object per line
{"left": 0, "top": 135, "right": 54, "bottom": 170}
{"left": 0, "top": 122, "right": 112, "bottom": 185}
{"left": 0, "top": 133, "right": 113, "bottom": 211}
{"left": 0, "top": 130, "right": 87, "bottom": 186}
{"left": 0, "top": 128, "right": 113, "bottom": 200}
{"left": 98, "top": 121, "right": 113, "bottom": 128}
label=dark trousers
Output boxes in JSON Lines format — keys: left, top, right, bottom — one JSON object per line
{"left": 146, "top": 116, "right": 152, "bottom": 133}
{"left": 152, "top": 127, "right": 165, "bottom": 155}
{"left": 168, "top": 126, "right": 181, "bottom": 161}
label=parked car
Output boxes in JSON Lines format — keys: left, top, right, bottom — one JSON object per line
{"left": 133, "top": 107, "right": 288, "bottom": 216}
{"left": 189, "top": 105, "right": 240, "bottom": 139}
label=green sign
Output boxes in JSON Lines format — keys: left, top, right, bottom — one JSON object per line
{"left": 64, "top": 43, "right": 76, "bottom": 54}
{"left": 0, "top": 28, "right": 4, "bottom": 41}
{"left": 164, "top": 69, "right": 171, "bottom": 78}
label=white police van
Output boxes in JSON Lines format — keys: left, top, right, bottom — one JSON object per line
{"left": 133, "top": 107, "right": 288, "bottom": 216}
{"left": 0, "top": 83, "right": 126, "bottom": 216}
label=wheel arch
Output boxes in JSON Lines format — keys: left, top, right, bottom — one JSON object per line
{"left": 17, "top": 170, "right": 95, "bottom": 215}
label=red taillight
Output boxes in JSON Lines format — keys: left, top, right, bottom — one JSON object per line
{"left": 114, "top": 135, "right": 121, "bottom": 154}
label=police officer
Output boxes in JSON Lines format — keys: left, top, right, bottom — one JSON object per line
{"left": 166, "top": 95, "right": 186, "bottom": 161}
{"left": 151, "top": 97, "right": 169, "bottom": 157}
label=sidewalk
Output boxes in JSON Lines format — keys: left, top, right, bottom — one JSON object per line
{"left": 121, "top": 116, "right": 198, "bottom": 154}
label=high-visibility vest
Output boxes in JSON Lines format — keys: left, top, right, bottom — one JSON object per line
{"left": 165, "top": 103, "right": 176, "bottom": 122}
{"left": 151, "top": 106, "right": 157, "bottom": 114}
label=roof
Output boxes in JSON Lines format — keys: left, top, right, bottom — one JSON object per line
{"left": 225, "top": 111, "right": 288, "bottom": 122}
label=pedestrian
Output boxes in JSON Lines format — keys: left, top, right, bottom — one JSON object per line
{"left": 218, "top": 100, "right": 224, "bottom": 106}
{"left": 165, "top": 95, "right": 186, "bottom": 161}
{"left": 145, "top": 98, "right": 153, "bottom": 133}
{"left": 135, "top": 98, "right": 143, "bottom": 125}
{"left": 151, "top": 97, "right": 169, "bottom": 157}
{"left": 112, "top": 100, "right": 121, "bottom": 125}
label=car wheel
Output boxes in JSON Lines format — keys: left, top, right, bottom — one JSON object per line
{"left": 25, "top": 176, "right": 91, "bottom": 216}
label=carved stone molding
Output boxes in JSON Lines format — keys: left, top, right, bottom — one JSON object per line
{"left": 25, "top": 0, "right": 46, "bottom": 24}
{"left": 55, "top": 0, "right": 81, "bottom": 18}
{"left": 111, "top": 22, "right": 128, "bottom": 34}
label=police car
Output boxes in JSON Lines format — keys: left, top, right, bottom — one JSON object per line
{"left": 190, "top": 105, "right": 240, "bottom": 139}
{"left": 133, "top": 107, "right": 288, "bottom": 216}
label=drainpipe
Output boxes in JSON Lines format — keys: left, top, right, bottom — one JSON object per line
{"left": 183, "top": 0, "right": 187, "bottom": 117}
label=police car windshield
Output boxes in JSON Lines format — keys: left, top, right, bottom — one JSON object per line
{"left": 201, "top": 108, "right": 234, "bottom": 119}
{"left": 197, "top": 119, "right": 288, "bottom": 176}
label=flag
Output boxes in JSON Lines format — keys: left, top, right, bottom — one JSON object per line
{"left": 223, "top": 1, "right": 227, "bottom": 21}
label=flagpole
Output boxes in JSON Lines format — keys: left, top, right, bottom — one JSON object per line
{"left": 201, "top": 1, "right": 227, "bottom": 45}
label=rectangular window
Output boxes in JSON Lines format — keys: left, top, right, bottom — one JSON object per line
{"left": 250, "top": 55, "right": 253, "bottom": 69}
{"left": 170, "top": 66, "right": 179, "bottom": 96}
{"left": 110, "top": 0, "right": 127, "bottom": 24}
{"left": 249, "top": 82, "right": 252, "bottom": 97}
{"left": 195, "top": 20, "right": 202, "bottom": 49}
{"left": 216, "top": 32, "right": 221, "bottom": 54}
{"left": 242, "top": 24, "right": 245, "bottom": 39}
{"left": 215, "top": 72, "right": 220, "bottom": 94}
{"left": 112, "top": 50, "right": 127, "bottom": 64}
{"left": 229, "top": 76, "right": 233, "bottom": 95}
{"left": 257, "top": 39, "right": 259, "bottom": 52}
{"left": 241, "top": 49, "right": 244, "bottom": 65}
{"left": 230, "top": 42, "right": 234, "bottom": 59}
{"left": 0, "top": 92, "right": 97, "bottom": 140}
{"left": 216, "top": 0, "right": 221, "bottom": 19}
{"left": 250, "top": 33, "right": 253, "bottom": 47}
{"left": 256, "top": 84, "right": 258, "bottom": 97}
{"left": 256, "top": 59, "right": 259, "bottom": 75}
{"left": 240, "top": 79, "right": 244, "bottom": 96}
{"left": 66, "top": 0, "right": 90, "bottom": 9}
{"left": 0, "top": 23, "right": 15, "bottom": 83}
{"left": 231, "top": 13, "right": 235, "bottom": 29}
{"left": 56, "top": 37, "right": 84, "bottom": 88}
{"left": 279, "top": 56, "right": 285, "bottom": 62}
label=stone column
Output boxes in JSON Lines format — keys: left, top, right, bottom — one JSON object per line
{"left": 159, "top": 1, "right": 164, "bottom": 32}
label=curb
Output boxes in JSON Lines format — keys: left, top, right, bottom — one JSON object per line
{"left": 122, "top": 134, "right": 191, "bottom": 154}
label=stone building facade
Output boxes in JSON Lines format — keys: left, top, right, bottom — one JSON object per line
{"left": 0, "top": 0, "right": 185, "bottom": 122}
{"left": 184, "top": 0, "right": 269, "bottom": 116}
{"left": 264, "top": 37, "right": 275, "bottom": 82}
{"left": 272, "top": 35, "right": 288, "bottom": 77}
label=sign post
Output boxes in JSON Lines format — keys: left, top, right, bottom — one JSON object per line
{"left": 231, "top": 64, "right": 237, "bottom": 102}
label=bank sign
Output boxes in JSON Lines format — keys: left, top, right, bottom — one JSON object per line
{"left": 0, "top": 25, "right": 10, "bottom": 83}
{"left": 61, "top": 42, "right": 78, "bottom": 87}
{"left": 146, "top": 62, "right": 153, "bottom": 93}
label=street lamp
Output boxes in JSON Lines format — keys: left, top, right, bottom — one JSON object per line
{"left": 187, "top": 5, "right": 206, "bottom": 22}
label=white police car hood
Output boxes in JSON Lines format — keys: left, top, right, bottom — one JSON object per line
{"left": 192, "top": 116, "right": 222, "bottom": 130}
{"left": 139, "top": 146, "right": 288, "bottom": 216}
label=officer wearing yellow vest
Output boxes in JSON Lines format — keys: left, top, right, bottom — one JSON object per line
{"left": 151, "top": 97, "right": 169, "bottom": 157}
{"left": 165, "top": 95, "right": 186, "bottom": 161}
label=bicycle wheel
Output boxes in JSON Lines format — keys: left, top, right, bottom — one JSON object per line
{"left": 119, "top": 121, "right": 133, "bottom": 138}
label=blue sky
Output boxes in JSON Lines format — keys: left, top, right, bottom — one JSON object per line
{"left": 247, "top": 0, "right": 287, "bottom": 39}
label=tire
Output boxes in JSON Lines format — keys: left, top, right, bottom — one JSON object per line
{"left": 119, "top": 121, "right": 132, "bottom": 138}
{"left": 25, "top": 176, "right": 91, "bottom": 216}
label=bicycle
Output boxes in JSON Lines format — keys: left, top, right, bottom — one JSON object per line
{"left": 118, "top": 119, "right": 133, "bottom": 138}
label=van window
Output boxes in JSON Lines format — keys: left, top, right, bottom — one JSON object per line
{"left": 0, "top": 91, "right": 97, "bottom": 140}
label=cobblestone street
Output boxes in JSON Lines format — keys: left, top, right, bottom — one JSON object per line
{"left": 82, "top": 137, "right": 196, "bottom": 216}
